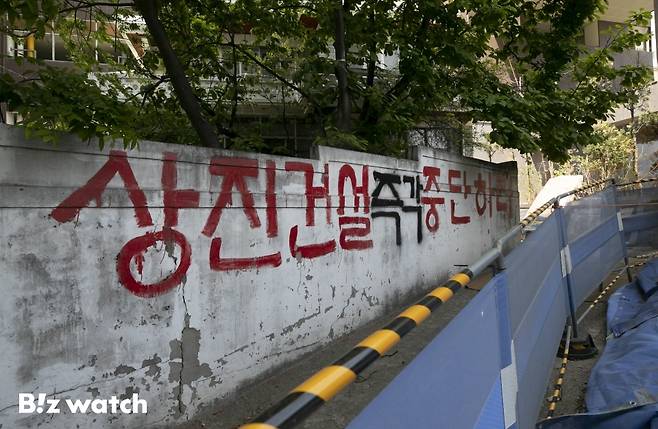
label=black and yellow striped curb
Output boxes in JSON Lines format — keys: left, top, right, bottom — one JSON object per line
{"left": 239, "top": 269, "right": 473, "bottom": 429}
{"left": 546, "top": 327, "right": 572, "bottom": 419}
{"left": 616, "top": 176, "right": 658, "bottom": 190}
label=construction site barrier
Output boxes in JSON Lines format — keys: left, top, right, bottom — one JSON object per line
{"left": 240, "top": 177, "right": 658, "bottom": 429}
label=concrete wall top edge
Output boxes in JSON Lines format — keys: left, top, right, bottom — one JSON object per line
{"left": 0, "top": 125, "right": 519, "bottom": 177}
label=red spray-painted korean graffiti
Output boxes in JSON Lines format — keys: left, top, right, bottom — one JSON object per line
{"left": 50, "top": 151, "right": 514, "bottom": 298}
{"left": 50, "top": 151, "right": 197, "bottom": 297}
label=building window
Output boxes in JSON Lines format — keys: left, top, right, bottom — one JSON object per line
{"left": 599, "top": 20, "right": 652, "bottom": 52}
{"left": 35, "top": 32, "right": 53, "bottom": 60}
{"left": 5, "top": 111, "right": 22, "bottom": 125}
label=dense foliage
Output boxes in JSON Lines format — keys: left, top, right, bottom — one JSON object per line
{"left": 0, "top": 0, "right": 652, "bottom": 159}
{"left": 556, "top": 123, "right": 637, "bottom": 181}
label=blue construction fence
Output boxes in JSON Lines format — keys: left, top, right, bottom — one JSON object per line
{"left": 347, "top": 181, "right": 658, "bottom": 429}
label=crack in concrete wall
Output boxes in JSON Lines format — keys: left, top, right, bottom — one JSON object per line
{"left": 168, "top": 285, "right": 212, "bottom": 418}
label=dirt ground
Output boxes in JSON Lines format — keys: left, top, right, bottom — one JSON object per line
{"left": 173, "top": 253, "right": 651, "bottom": 429}
{"left": 537, "top": 252, "right": 651, "bottom": 421}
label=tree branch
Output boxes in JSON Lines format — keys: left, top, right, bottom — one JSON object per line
{"left": 230, "top": 43, "right": 322, "bottom": 111}
{"left": 334, "top": 0, "right": 351, "bottom": 132}
{"left": 134, "top": 0, "right": 220, "bottom": 147}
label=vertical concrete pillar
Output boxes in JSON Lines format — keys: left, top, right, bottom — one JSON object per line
{"left": 584, "top": 20, "right": 599, "bottom": 48}
{"left": 25, "top": 34, "right": 35, "bottom": 58}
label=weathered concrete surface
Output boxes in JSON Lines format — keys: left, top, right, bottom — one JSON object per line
{"left": 0, "top": 125, "right": 518, "bottom": 428}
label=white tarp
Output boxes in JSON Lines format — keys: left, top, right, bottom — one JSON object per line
{"left": 528, "top": 175, "right": 584, "bottom": 216}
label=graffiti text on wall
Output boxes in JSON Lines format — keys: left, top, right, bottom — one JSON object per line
{"left": 50, "top": 151, "right": 514, "bottom": 297}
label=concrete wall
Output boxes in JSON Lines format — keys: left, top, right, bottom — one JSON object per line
{"left": 0, "top": 125, "right": 518, "bottom": 428}
{"left": 471, "top": 122, "right": 541, "bottom": 208}
{"left": 470, "top": 146, "right": 540, "bottom": 208}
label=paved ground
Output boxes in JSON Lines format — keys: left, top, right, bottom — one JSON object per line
{"left": 175, "top": 253, "right": 652, "bottom": 429}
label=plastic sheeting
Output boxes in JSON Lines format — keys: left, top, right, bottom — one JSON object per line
{"left": 539, "top": 260, "right": 658, "bottom": 429}
{"left": 637, "top": 261, "right": 658, "bottom": 297}
{"left": 536, "top": 403, "right": 658, "bottom": 429}
{"left": 589, "top": 282, "right": 658, "bottom": 411}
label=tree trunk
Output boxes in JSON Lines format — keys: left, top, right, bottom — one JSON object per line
{"left": 629, "top": 104, "right": 638, "bottom": 179}
{"left": 135, "top": 0, "right": 219, "bottom": 148}
{"left": 531, "top": 151, "right": 553, "bottom": 185}
{"left": 359, "top": 10, "right": 376, "bottom": 126}
{"left": 229, "top": 33, "right": 239, "bottom": 134}
{"left": 334, "top": 0, "right": 351, "bottom": 133}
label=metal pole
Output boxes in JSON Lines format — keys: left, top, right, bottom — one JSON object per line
{"left": 610, "top": 181, "right": 634, "bottom": 283}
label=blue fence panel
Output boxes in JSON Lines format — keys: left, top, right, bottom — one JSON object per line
{"left": 560, "top": 188, "right": 624, "bottom": 308}
{"left": 570, "top": 233, "right": 624, "bottom": 308}
{"left": 623, "top": 211, "right": 658, "bottom": 233}
{"left": 506, "top": 215, "right": 562, "bottom": 334}
{"left": 346, "top": 184, "right": 658, "bottom": 429}
{"left": 563, "top": 188, "right": 616, "bottom": 243}
{"left": 569, "top": 215, "right": 619, "bottom": 267}
{"left": 514, "top": 258, "right": 568, "bottom": 429}
{"left": 347, "top": 277, "right": 509, "bottom": 429}
{"left": 567, "top": 217, "right": 624, "bottom": 307}
{"left": 502, "top": 214, "right": 569, "bottom": 429}
{"left": 617, "top": 183, "right": 658, "bottom": 207}
{"left": 474, "top": 375, "right": 505, "bottom": 429}
{"left": 618, "top": 183, "right": 658, "bottom": 248}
